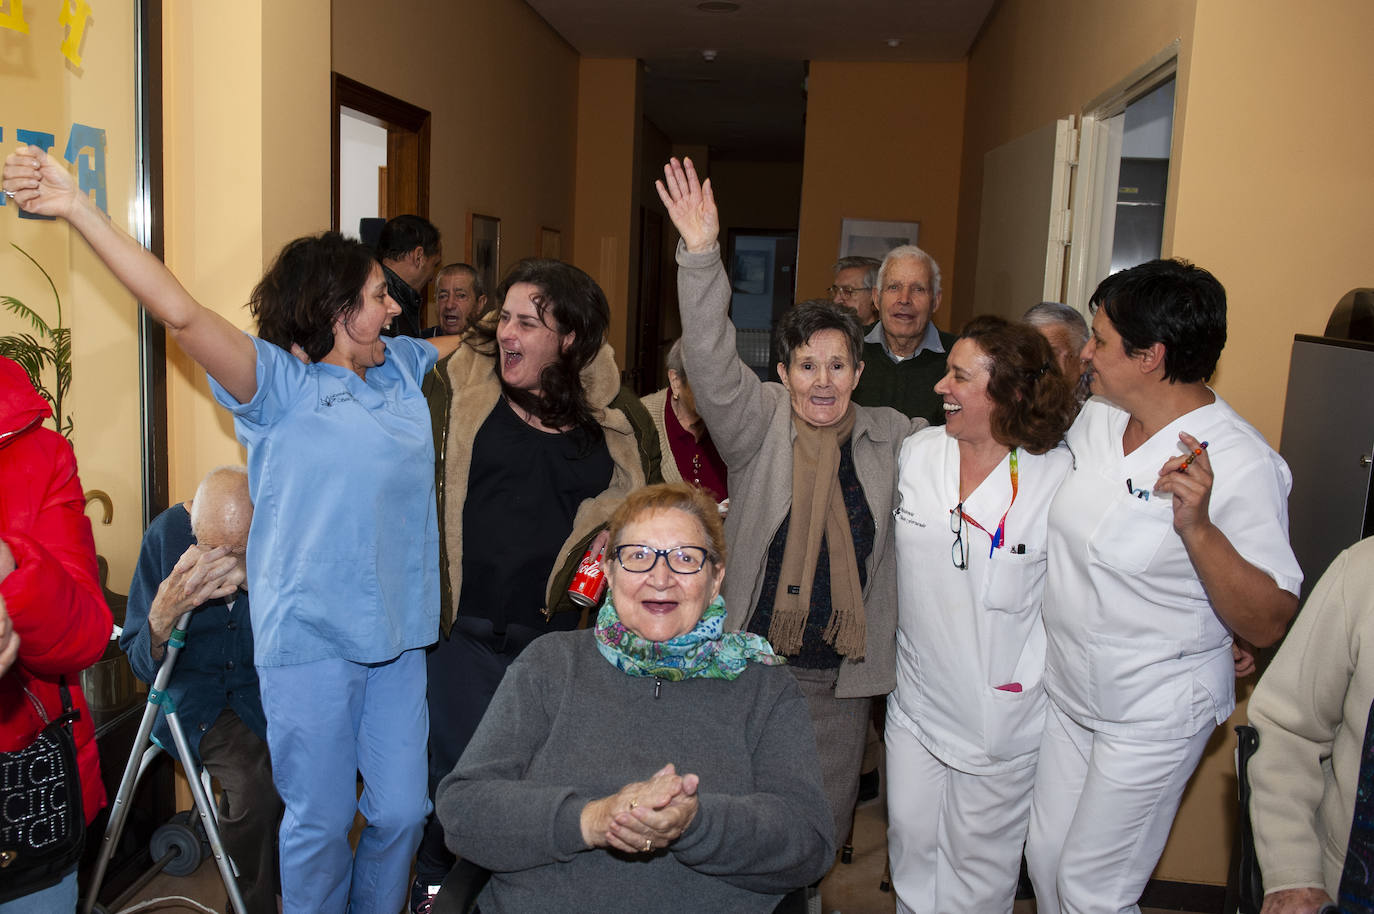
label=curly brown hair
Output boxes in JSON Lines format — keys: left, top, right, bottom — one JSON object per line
{"left": 958, "top": 315, "right": 1078, "bottom": 454}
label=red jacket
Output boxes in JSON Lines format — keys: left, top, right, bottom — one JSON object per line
{"left": 0, "top": 355, "right": 111, "bottom": 823}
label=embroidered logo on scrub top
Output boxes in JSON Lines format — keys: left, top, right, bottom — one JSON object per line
{"left": 892, "top": 506, "right": 925, "bottom": 527}
{"left": 321, "top": 392, "right": 358, "bottom": 408}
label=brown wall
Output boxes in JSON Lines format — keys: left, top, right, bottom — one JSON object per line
{"left": 332, "top": 0, "right": 580, "bottom": 286}
{"left": 796, "top": 61, "right": 967, "bottom": 326}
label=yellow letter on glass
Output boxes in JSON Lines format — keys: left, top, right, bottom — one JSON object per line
{"left": 0, "top": 0, "right": 30, "bottom": 35}
{"left": 58, "top": 0, "right": 92, "bottom": 66}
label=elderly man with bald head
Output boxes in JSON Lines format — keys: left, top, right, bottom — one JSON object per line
{"left": 120, "top": 466, "right": 282, "bottom": 913}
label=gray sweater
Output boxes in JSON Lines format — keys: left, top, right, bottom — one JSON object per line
{"left": 676, "top": 242, "right": 926, "bottom": 698}
{"left": 436, "top": 629, "right": 835, "bottom": 913}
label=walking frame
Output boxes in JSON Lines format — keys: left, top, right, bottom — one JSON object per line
{"left": 81, "top": 609, "right": 248, "bottom": 914}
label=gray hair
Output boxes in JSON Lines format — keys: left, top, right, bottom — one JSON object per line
{"left": 665, "top": 338, "right": 686, "bottom": 382}
{"left": 1024, "top": 301, "right": 1089, "bottom": 351}
{"left": 832, "top": 256, "right": 880, "bottom": 291}
{"left": 877, "top": 245, "right": 942, "bottom": 301}
{"left": 774, "top": 299, "right": 865, "bottom": 371}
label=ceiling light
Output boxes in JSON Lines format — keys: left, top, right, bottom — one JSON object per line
{"left": 702, "top": 49, "right": 718, "bottom": 62}
{"left": 697, "top": 1, "right": 741, "bottom": 11}
{"left": 886, "top": 38, "right": 902, "bottom": 48}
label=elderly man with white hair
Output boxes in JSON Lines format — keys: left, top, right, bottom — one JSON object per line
{"left": 121, "top": 466, "right": 282, "bottom": 914}
{"left": 851, "top": 245, "right": 955, "bottom": 424}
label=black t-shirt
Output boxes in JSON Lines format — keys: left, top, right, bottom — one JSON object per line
{"left": 458, "top": 399, "right": 613, "bottom": 631}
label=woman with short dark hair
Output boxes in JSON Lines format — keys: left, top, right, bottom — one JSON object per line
{"left": 1025, "top": 258, "right": 1302, "bottom": 913}
{"left": 657, "top": 158, "right": 924, "bottom": 845}
{"left": 885, "top": 315, "right": 1077, "bottom": 913}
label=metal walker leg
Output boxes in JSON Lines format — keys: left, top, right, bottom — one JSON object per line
{"left": 81, "top": 611, "right": 249, "bottom": 914}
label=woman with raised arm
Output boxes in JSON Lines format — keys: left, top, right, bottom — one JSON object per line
{"left": 656, "top": 158, "right": 924, "bottom": 846}
{"left": 4, "top": 145, "right": 463, "bottom": 914}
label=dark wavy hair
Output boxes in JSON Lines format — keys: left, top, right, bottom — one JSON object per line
{"left": 774, "top": 299, "right": 865, "bottom": 370}
{"left": 1090, "top": 258, "right": 1227, "bottom": 383}
{"left": 470, "top": 258, "right": 610, "bottom": 437}
{"left": 249, "top": 232, "right": 378, "bottom": 361}
{"left": 958, "top": 315, "right": 1078, "bottom": 454}
{"left": 376, "top": 214, "right": 441, "bottom": 260}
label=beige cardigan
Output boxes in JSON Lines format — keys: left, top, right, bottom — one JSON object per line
{"left": 1249, "top": 538, "right": 1374, "bottom": 898}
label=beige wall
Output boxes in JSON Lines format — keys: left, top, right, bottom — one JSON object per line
{"left": 571, "top": 58, "right": 641, "bottom": 360}
{"left": 1172, "top": 0, "right": 1374, "bottom": 444}
{"left": 796, "top": 61, "right": 967, "bottom": 326}
{"left": 332, "top": 0, "right": 580, "bottom": 296}
{"left": 161, "top": 0, "right": 333, "bottom": 503}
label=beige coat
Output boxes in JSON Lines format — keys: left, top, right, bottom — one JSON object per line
{"left": 425, "top": 335, "right": 655, "bottom": 634}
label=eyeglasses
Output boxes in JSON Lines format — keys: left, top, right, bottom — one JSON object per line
{"left": 612, "top": 544, "right": 713, "bottom": 575}
{"left": 827, "top": 284, "right": 872, "bottom": 300}
{"left": 949, "top": 503, "right": 968, "bottom": 571}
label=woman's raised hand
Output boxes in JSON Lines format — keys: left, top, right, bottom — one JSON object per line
{"left": 3, "top": 146, "right": 81, "bottom": 220}
{"left": 655, "top": 157, "right": 718, "bottom": 254}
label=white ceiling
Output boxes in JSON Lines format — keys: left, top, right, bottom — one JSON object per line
{"left": 524, "top": 0, "right": 997, "bottom": 159}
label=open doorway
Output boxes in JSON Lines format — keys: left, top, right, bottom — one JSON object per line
{"left": 331, "top": 74, "right": 431, "bottom": 237}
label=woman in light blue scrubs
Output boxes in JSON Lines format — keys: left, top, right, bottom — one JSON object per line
{"left": 4, "top": 144, "right": 465, "bottom": 913}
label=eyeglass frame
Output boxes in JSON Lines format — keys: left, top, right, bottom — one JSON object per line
{"left": 611, "top": 544, "right": 716, "bottom": 575}
{"left": 949, "top": 503, "right": 969, "bottom": 571}
{"left": 826, "top": 284, "right": 873, "bottom": 300}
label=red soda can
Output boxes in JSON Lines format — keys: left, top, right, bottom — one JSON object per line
{"left": 567, "top": 546, "right": 607, "bottom": 607}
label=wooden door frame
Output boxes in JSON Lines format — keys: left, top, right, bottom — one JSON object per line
{"left": 330, "top": 73, "right": 431, "bottom": 231}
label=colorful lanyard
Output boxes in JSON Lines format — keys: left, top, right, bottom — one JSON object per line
{"left": 959, "top": 448, "right": 1019, "bottom": 558}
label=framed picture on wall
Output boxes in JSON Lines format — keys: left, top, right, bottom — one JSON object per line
{"left": 839, "top": 218, "right": 920, "bottom": 261}
{"left": 467, "top": 212, "right": 501, "bottom": 300}
{"left": 538, "top": 226, "right": 561, "bottom": 260}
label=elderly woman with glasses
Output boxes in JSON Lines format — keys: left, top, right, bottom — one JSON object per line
{"left": 885, "top": 316, "right": 1078, "bottom": 913}
{"left": 436, "top": 483, "right": 834, "bottom": 914}
{"left": 656, "top": 158, "right": 926, "bottom": 845}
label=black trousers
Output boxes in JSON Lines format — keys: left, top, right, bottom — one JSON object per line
{"left": 413, "top": 617, "right": 546, "bottom": 884}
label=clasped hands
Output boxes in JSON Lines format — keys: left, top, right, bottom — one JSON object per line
{"left": 580, "top": 763, "right": 700, "bottom": 855}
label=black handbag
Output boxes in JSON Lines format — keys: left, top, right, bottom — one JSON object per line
{"left": 0, "top": 677, "right": 86, "bottom": 903}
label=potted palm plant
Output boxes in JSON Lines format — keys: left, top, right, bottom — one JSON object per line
{"left": 1, "top": 243, "right": 72, "bottom": 437}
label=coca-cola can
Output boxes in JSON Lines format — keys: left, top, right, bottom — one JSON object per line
{"left": 567, "top": 546, "right": 607, "bottom": 608}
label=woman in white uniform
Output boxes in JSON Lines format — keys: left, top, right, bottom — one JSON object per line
{"left": 1025, "top": 259, "right": 1303, "bottom": 914}
{"left": 887, "top": 316, "right": 1079, "bottom": 913}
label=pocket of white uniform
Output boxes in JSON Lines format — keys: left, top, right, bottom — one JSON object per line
{"left": 981, "top": 680, "right": 1046, "bottom": 762}
{"left": 1085, "top": 630, "right": 1191, "bottom": 728}
{"left": 981, "top": 547, "right": 1046, "bottom": 615}
{"left": 982, "top": 548, "right": 1047, "bottom": 687}
{"left": 1087, "top": 490, "right": 1174, "bottom": 575}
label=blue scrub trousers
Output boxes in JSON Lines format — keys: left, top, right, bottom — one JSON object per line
{"left": 259, "top": 649, "right": 430, "bottom": 914}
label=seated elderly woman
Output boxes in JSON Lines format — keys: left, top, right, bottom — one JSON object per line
{"left": 640, "top": 338, "right": 728, "bottom": 505}
{"left": 435, "top": 483, "right": 835, "bottom": 914}
{"left": 656, "top": 158, "right": 925, "bottom": 843}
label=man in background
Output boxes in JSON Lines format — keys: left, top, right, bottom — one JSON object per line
{"left": 377, "top": 214, "right": 443, "bottom": 337}
{"left": 422, "top": 263, "right": 487, "bottom": 338}
{"left": 1024, "top": 300, "right": 1090, "bottom": 399}
{"left": 851, "top": 245, "right": 954, "bottom": 424}
{"left": 829, "top": 255, "right": 881, "bottom": 327}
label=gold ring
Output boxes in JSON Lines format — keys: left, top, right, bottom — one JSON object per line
{"left": 644, "top": 838, "right": 652, "bottom": 852}
{"left": 629, "top": 799, "right": 639, "bottom": 809}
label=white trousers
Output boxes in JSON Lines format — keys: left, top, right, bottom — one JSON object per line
{"left": 886, "top": 702, "right": 1036, "bottom": 914}
{"left": 1025, "top": 700, "right": 1213, "bottom": 914}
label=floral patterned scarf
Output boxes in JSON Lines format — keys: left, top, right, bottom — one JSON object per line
{"left": 594, "top": 594, "right": 785, "bottom": 681}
